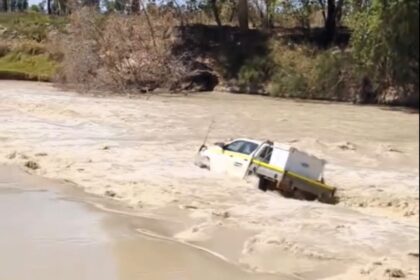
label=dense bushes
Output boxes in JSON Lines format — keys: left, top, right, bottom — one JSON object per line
{"left": 237, "top": 42, "right": 359, "bottom": 102}
{"left": 0, "top": 13, "right": 62, "bottom": 81}
{"left": 0, "top": 51, "right": 57, "bottom": 81}
{"left": 0, "top": 13, "right": 66, "bottom": 41}
{"left": 269, "top": 46, "right": 381, "bottom": 103}
{"left": 57, "top": 8, "right": 187, "bottom": 92}
{"left": 234, "top": 22, "right": 418, "bottom": 107}
{"left": 219, "top": 0, "right": 419, "bottom": 106}
{"left": 349, "top": 0, "right": 419, "bottom": 106}
{"left": 0, "top": 39, "right": 57, "bottom": 81}
{"left": 238, "top": 55, "right": 275, "bottom": 87}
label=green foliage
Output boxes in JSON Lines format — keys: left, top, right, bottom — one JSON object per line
{"left": 15, "top": 41, "right": 47, "bottom": 55}
{"left": 350, "top": 0, "right": 419, "bottom": 89}
{"left": 269, "top": 43, "right": 357, "bottom": 100}
{"left": 104, "top": 0, "right": 128, "bottom": 12}
{"left": 0, "top": 51, "right": 57, "bottom": 81}
{"left": 0, "top": 13, "right": 67, "bottom": 41}
{"left": 10, "top": 0, "right": 29, "bottom": 12}
{"left": 280, "top": 0, "right": 318, "bottom": 29}
{"left": 270, "top": 69, "right": 308, "bottom": 97}
{"left": 29, "top": 4, "right": 41, "bottom": 13}
{"left": 268, "top": 43, "right": 312, "bottom": 98}
{"left": 238, "top": 56, "right": 275, "bottom": 86}
{"left": 311, "top": 50, "right": 358, "bottom": 100}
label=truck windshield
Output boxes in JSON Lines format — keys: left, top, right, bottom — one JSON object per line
{"left": 225, "top": 141, "right": 258, "bottom": 155}
{"left": 239, "top": 142, "right": 259, "bottom": 155}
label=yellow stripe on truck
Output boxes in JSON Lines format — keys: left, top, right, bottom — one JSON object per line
{"left": 224, "top": 151, "right": 252, "bottom": 160}
{"left": 253, "top": 159, "right": 285, "bottom": 173}
{"left": 207, "top": 148, "right": 251, "bottom": 160}
{"left": 252, "top": 159, "right": 336, "bottom": 192}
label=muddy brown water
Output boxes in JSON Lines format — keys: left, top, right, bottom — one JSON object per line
{"left": 0, "top": 166, "right": 287, "bottom": 280}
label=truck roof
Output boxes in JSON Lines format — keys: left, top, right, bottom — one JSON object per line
{"left": 233, "top": 138, "right": 263, "bottom": 145}
{"left": 272, "top": 142, "right": 292, "bottom": 151}
{"left": 233, "top": 139, "right": 326, "bottom": 164}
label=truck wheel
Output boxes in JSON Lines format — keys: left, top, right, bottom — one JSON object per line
{"left": 293, "top": 189, "right": 317, "bottom": 201}
{"left": 293, "top": 189, "right": 306, "bottom": 200}
{"left": 257, "top": 177, "right": 268, "bottom": 192}
{"left": 318, "top": 193, "right": 337, "bottom": 204}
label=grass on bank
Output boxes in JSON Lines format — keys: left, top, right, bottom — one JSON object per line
{"left": 0, "top": 12, "right": 67, "bottom": 41}
{"left": 0, "top": 52, "right": 57, "bottom": 81}
{"left": 0, "top": 12, "right": 63, "bottom": 81}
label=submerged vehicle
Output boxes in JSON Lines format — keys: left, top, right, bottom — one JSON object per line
{"left": 195, "top": 138, "right": 337, "bottom": 203}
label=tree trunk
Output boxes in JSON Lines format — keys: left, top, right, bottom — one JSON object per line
{"left": 264, "top": 0, "right": 274, "bottom": 29}
{"left": 229, "top": 5, "right": 236, "bottom": 23}
{"left": 324, "top": 0, "right": 336, "bottom": 46}
{"left": 317, "top": 0, "right": 327, "bottom": 24}
{"left": 131, "top": 0, "right": 139, "bottom": 14}
{"left": 237, "top": 0, "right": 249, "bottom": 31}
{"left": 335, "top": 0, "right": 344, "bottom": 26}
{"left": 172, "top": 0, "right": 186, "bottom": 26}
{"left": 210, "top": 0, "right": 222, "bottom": 27}
{"left": 47, "top": 0, "right": 52, "bottom": 14}
{"left": 2, "top": 0, "right": 8, "bottom": 11}
{"left": 255, "top": 0, "right": 269, "bottom": 28}
{"left": 139, "top": 0, "right": 157, "bottom": 48}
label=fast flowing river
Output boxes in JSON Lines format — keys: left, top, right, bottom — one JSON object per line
{"left": 0, "top": 165, "right": 285, "bottom": 280}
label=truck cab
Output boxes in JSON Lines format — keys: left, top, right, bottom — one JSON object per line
{"left": 196, "top": 138, "right": 262, "bottom": 177}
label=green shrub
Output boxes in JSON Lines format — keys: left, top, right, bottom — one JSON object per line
{"left": 0, "top": 13, "right": 67, "bottom": 42}
{"left": 29, "top": 5, "right": 41, "bottom": 13}
{"left": 270, "top": 68, "right": 308, "bottom": 97}
{"left": 268, "top": 43, "right": 361, "bottom": 101}
{"left": 310, "top": 50, "right": 359, "bottom": 100}
{"left": 0, "top": 51, "right": 57, "bottom": 81}
{"left": 238, "top": 56, "right": 275, "bottom": 87}
{"left": 15, "top": 41, "right": 47, "bottom": 55}
{"left": 268, "top": 43, "right": 313, "bottom": 98}
{"left": 349, "top": 0, "right": 419, "bottom": 90}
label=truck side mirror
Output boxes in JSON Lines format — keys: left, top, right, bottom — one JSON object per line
{"left": 214, "top": 142, "right": 225, "bottom": 149}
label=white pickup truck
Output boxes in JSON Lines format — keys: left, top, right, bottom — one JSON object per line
{"left": 195, "top": 138, "right": 336, "bottom": 203}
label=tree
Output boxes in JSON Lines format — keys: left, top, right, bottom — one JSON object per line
{"left": 2, "top": 0, "right": 8, "bottom": 11}
{"left": 317, "top": 0, "right": 345, "bottom": 46}
{"left": 30, "top": 4, "right": 40, "bottom": 12}
{"left": 238, "top": 0, "right": 249, "bottom": 30}
{"left": 251, "top": 0, "right": 275, "bottom": 28}
{"left": 131, "top": 0, "right": 139, "bottom": 13}
{"left": 335, "top": 0, "right": 343, "bottom": 23}
{"left": 11, "top": 0, "right": 17, "bottom": 10}
{"left": 47, "top": 0, "right": 52, "bottom": 14}
{"left": 281, "top": 0, "right": 313, "bottom": 30}
{"left": 105, "top": 0, "right": 127, "bottom": 12}
{"left": 14, "top": 0, "right": 28, "bottom": 11}
{"left": 351, "top": 0, "right": 419, "bottom": 92}
{"left": 324, "top": 0, "right": 336, "bottom": 45}
{"left": 210, "top": 0, "right": 222, "bottom": 26}
{"left": 264, "top": 0, "right": 275, "bottom": 28}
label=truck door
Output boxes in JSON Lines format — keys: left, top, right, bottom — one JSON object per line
{"left": 227, "top": 141, "right": 259, "bottom": 178}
